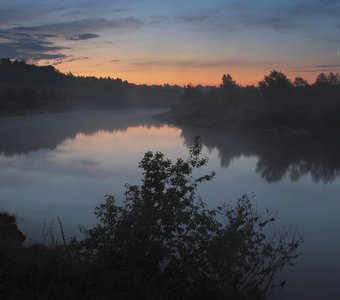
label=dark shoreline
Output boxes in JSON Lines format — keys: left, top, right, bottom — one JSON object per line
{"left": 157, "top": 110, "right": 340, "bottom": 140}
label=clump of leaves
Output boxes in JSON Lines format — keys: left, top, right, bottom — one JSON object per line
{"left": 0, "top": 211, "right": 26, "bottom": 243}
{"left": 77, "top": 137, "right": 303, "bottom": 300}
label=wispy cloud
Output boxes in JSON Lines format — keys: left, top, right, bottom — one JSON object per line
{"left": 176, "top": 0, "right": 340, "bottom": 33}
{"left": 0, "top": 6, "right": 44, "bottom": 26}
{"left": 242, "top": 14, "right": 301, "bottom": 31}
{"left": 1, "top": 16, "right": 142, "bottom": 63}
{"left": 0, "top": 30, "right": 68, "bottom": 62}
{"left": 314, "top": 63, "right": 340, "bottom": 68}
{"left": 67, "top": 33, "right": 100, "bottom": 41}
{"left": 129, "top": 57, "right": 267, "bottom": 69}
{"left": 52, "top": 56, "right": 90, "bottom": 65}
{"left": 290, "top": 62, "right": 340, "bottom": 73}
{"left": 13, "top": 17, "right": 143, "bottom": 35}
{"left": 303, "top": 35, "right": 340, "bottom": 43}
{"left": 287, "top": 0, "right": 340, "bottom": 18}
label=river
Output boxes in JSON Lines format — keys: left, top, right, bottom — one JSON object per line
{"left": 1, "top": 109, "right": 340, "bottom": 299}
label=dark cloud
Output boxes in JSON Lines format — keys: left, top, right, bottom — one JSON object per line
{"left": 175, "top": 13, "right": 237, "bottom": 32}
{"left": 1, "top": 15, "right": 143, "bottom": 64}
{"left": 2, "top": 16, "right": 142, "bottom": 64}
{"left": 13, "top": 26, "right": 37, "bottom": 32}
{"left": 287, "top": 0, "right": 340, "bottom": 18}
{"left": 176, "top": 12, "right": 295, "bottom": 33}
{"left": 28, "top": 53, "right": 66, "bottom": 61}
{"left": 0, "top": 30, "right": 32, "bottom": 39}
{"left": 35, "top": 33, "right": 56, "bottom": 38}
{"left": 176, "top": 0, "right": 340, "bottom": 33}
{"left": 13, "top": 17, "right": 143, "bottom": 35}
{"left": 0, "top": 7, "right": 40, "bottom": 26}
{"left": 0, "top": 41, "right": 66, "bottom": 61}
{"left": 314, "top": 63, "right": 340, "bottom": 68}
{"left": 242, "top": 14, "right": 300, "bottom": 31}
{"left": 52, "top": 56, "right": 90, "bottom": 65}
{"left": 291, "top": 68, "right": 340, "bottom": 73}
{"left": 111, "top": 59, "right": 121, "bottom": 62}
{"left": 0, "top": 30, "right": 68, "bottom": 62}
{"left": 290, "top": 62, "right": 340, "bottom": 73}
{"left": 249, "top": 0, "right": 340, "bottom": 31}
{"left": 67, "top": 33, "right": 100, "bottom": 41}
{"left": 129, "top": 58, "right": 266, "bottom": 69}
{"left": 176, "top": 14, "right": 212, "bottom": 25}
{"left": 303, "top": 35, "right": 340, "bottom": 43}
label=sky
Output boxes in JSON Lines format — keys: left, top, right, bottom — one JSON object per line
{"left": 1, "top": 0, "right": 340, "bottom": 85}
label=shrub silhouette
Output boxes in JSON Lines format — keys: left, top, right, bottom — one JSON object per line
{"left": 0, "top": 211, "right": 25, "bottom": 243}
{"left": 76, "top": 137, "right": 303, "bottom": 300}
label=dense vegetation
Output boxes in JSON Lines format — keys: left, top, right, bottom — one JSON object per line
{"left": 0, "top": 58, "right": 182, "bottom": 115}
{"left": 0, "top": 138, "right": 302, "bottom": 299}
{"left": 2, "top": 57, "right": 339, "bottom": 133}
{"left": 169, "top": 71, "right": 340, "bottom": 132}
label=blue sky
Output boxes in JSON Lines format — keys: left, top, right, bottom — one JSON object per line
{"left": 1, "top": 0, "right": 340, "bottom": 85}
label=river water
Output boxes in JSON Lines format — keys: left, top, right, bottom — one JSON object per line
{"left": 1, "top": 109, "right": 339, "bottom": 299}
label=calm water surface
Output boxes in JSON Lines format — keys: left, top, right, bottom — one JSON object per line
{"left": 1, "top": 109, "right": 340, "bottom": 299}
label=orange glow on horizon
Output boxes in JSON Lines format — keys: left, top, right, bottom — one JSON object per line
{"left": 55, "top": 59, "right": 322, "bottom": 87}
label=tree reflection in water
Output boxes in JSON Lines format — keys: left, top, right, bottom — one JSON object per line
{"left": 1, "top": 111, "right": 339, "bottom": 184}
{"left": 180, "top": 126, "right": 340, "bottom": 183}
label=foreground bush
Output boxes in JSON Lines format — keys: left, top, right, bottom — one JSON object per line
{"left": 76, "top": 137, "right": 303, "bottom": 300}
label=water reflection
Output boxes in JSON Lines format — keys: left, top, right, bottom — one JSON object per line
{"left": 0, "top": 113, "right": 184, "bottom": 243}
{"left": 0, "top": 109, "right": 165, "bottom": 156}
{"left": 1, "top": 110, "right": 340, "bottom": 184}
{"left": 179, "top": 126, "right": 340, "bottom": 183}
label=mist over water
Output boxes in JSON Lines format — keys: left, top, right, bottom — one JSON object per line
{"left": 1, "top": 109, "right": 340, "bottom": 299}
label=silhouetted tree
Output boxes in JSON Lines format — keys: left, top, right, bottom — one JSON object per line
{"left": 293, "top": 77, "right": 309, "bottom": 88}
{"left": 0, "top": 211, "right": 26, "bottom": 243}
{"left": 327, "top": 72, "right": 340, "bottom": 86}
{"left": 314, "top": 73, "right": 329, "bottom": 87}
{"left": 0, "top": 57, "right": 12, "bottom": 66}
{"left": 220, "top": 73, "right": 238, "bottom": 90}
{"left": 259, "top": 70, "right": 293, "bottom": 101}
{"left": 76, "top": 137, "right": 302, "bottom": 300}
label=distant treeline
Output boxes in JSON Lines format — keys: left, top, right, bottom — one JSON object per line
{"left": 169, "top": 71, "right": 340, "bottom": 131}
{"left": 0, "top": 58, "right": 182, "bottom": 115}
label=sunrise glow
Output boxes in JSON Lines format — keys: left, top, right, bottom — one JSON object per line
{"left": 1, "top": 0, "right": 339, "bottom": 86}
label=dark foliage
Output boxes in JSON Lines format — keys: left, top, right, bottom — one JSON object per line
{"left": 171, "top": 71, "right": 340, "bottom": 131}
{"left": 74, "top": 138, "right": 302, "bottom": 300}
{"left": 0, "top": 211, "right": 26, "bottom": 243}
{"left": 0, "top": 58, "right": 182, "bottom": 115}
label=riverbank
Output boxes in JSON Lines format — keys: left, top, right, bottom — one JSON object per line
{"left": 157, "top": 110, "right": 340, "bottom": 140}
